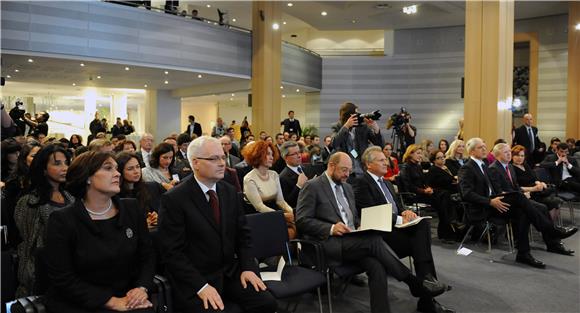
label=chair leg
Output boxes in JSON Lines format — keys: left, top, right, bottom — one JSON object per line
{"left": 486, "top": 228, "right": 492, "bottom": 253}
{"left": 408, "top": 256, "right": 414, "bottom": 274}
{"left": 506, "top": 223, "right": 514, "bottom": 254}
{"left": 317, "top": 287, "right": 324, "bottom": 313}
{"left": 570, "top": 202, "right": 576, "bottom": 225}
{"left": 457, "top": 225, "right": 474, "bottom": 251}
{"left": 529, "top": 228, "right": 534, "bottom": 244}
{"left": 326, "top": 271, "right": 333, "bottom": 313}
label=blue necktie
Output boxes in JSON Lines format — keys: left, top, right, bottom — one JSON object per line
{"left": 378, "top": 178, "right": 399, "bottom": 215}
{"left": 528, "top": 127, "right": 535, "bottom": 151}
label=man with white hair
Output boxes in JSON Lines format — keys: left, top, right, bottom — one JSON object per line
{"left": 458, "top": 138, "right": 575, "bottom": 269}
{"left": 158, "top": 136, "right": 277, "bottom": 313}
{"left": 136, "top": 133, "right": 154, "bottom": 168}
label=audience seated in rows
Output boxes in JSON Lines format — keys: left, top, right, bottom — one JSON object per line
{"left": 382, "top": 143, "right": 399, "bottom": 183}
{"left": 540, "top": 142, "right": 580, "bottom": 194}
{"left": 141, "top": 143, "right": 177, "bottom": 191}
{"left": 444, "top": 139, "right": 466, "bottom": 176}
{"left": 278, "top": 141, "right": 315, "bottom": 209}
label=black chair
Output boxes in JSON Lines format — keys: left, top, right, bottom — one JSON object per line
{"left": 245, "top": 211, "right": 326, "bottom": 313}
{"left": 456, "top": 200, "right": 515, "bottom": 256}
{"left": 394, "top": 167, "right": 431, "bottom": 216}
{"left": 534, "top": 167, "right": 578, "bottom": 225}
{"left": 10, "top": 296, "right": 46, "bottom": 313}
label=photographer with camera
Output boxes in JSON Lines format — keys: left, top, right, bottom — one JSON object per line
{"left": 24, "top": 111, "right": 50, "bottom": 139}
{"left": 387, "top": 107, "right": 416, "bottom": 154}
{"left": 331, "top": 102, "right": 383, "bottom": 177}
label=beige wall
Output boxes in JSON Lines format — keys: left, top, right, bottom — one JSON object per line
{"left": 283, "top": 29, "right": 385, "bottom": 55}
{"left": 181, "top": 100, "right": 218, "bottom": 136}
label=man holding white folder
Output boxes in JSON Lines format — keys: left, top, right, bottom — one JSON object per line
{"left": 354, "top": 146, "right": 454, "bottom": 313}
{"left": 296, "top": 152, "right": 449, "bottom": 313}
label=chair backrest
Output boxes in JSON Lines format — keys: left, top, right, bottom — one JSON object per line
{"left": 533, "top": 167, "right": 552, "bottom": 184}
{"left": 245, "top": 211, "right": 289, "bottom": 260}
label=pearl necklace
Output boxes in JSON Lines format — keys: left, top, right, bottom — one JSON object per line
{"left": 84, "top": 199, "right": 113, "bottom": 216}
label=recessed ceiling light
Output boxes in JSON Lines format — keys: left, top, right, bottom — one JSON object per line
{"left": 282, "top": 94, "right": 286, "bottom": 98}
{"left": 231, "top": 93, "right": 235, "bottom": 96}
{"left": 321, "top": 11, "right": 327, "bottom": 16}
{"left": 14, "top": 69, "right": 19, "bottom": 72}
{"left": 283, "top": 21, "right": 287, "bottom": 25}
{"left": 576, "top": 23, "right": 580, "bottom": 30}
{"left": 27, "top": 59, "right": 34, "bottom": 63}
{"left": 164, "top": 71, "right": 169, "bottom": 75}
{"left": 97, "top": 75, "right": 101, "bottom": 79}
{"left": 287, "top": 3, "right": 293, "bottom": 7}
{"left": 352, "top": 19, "right": 357, "bottom": 24}
{"left": 296, "top": 89, "right": 300, "bottom": 92}
{"left": 164, "top": 80, "right": 169, "bottom": 84}
{"left": 403, "top": 4, "right": 418, "bottom": 15}
{"left": 72, "top": 83, "right": 76, "bottom": 86}
{"left": 232, "top": 18, "right": 237, "bottom": 22}
{"left": 197, "top": 74, "right": 203, "bottom": 78}
{"left": 272, "top": 23, "right": 280, "bottom": 30}
{"left": 80, "top": 63, "right": 85, "bottom": 67}
{"left": 280, "top": 86, "right": 284, "bottom": 89}
{"left": 144, "top": 84, "right": 148, "bottom": 88}
{"left": 230, "top": 97, "right": 234, "bottom": 101}
{"left": 206, "top": 4, "right": 211, "bottom": 8}
{"left": 125, "top": 67, "right": 130, "bottom": 71}
{"left": 6, "top": 75, "right": 11, "bottom": 78}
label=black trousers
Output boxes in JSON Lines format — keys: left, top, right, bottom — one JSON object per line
{"left": 561, "top": 178, "right": 580, "bottom": 194}
{"left": 332, "top": 232, "right": 413, "bottom": 313}
{"left": 186, "top": 275, "right": 277, "bottom": 313}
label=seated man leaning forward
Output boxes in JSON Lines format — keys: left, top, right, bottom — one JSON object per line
{"left": 157, "top": 136, "right": 277, "bottom": 313}
{"left": 296, "top": 152, "right": 451, "bottom": 313}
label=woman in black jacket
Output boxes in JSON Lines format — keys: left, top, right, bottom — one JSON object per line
{"left": 44, "top": 151, "right": 155, "bottom": 313}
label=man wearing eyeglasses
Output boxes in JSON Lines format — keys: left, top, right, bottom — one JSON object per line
{"left": 296, "top": 152, "right": 449, "bottom": 313}
{"left": 158, "top": 136, "right": 277, "bottom": 313}
{"left": 354, "top": 146, "right": 454, "bottom": 313}
{"left": 279, "top": 141, "right": 314, "bottom": 208}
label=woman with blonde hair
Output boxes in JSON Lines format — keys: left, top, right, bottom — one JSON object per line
{"left": 444, "top": 139, "right": 466, "bottom": 176}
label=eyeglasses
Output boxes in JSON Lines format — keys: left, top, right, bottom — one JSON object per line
{"left": 194, "top": 155, "right": 227, "bottom": 162}
{"left": 286, "top": 152, "right": 300, "bottom": 157}
{"left": 338, "top": 166, "right": 353, "bottom": 174}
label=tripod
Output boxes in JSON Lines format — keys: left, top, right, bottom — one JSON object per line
{"left": 391, "top": 128, "right": 406, "bottom": 157}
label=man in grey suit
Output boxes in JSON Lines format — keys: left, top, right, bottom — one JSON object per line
{"left": 296, "top": 152, "right": 449, "bottom": 313}
{"left": 220, "top": 136, "right": 240, "bottom": 168}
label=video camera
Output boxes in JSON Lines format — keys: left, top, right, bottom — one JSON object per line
{"left": 354, "top": 110, "right": 382, "bottom": 126}
{"left": 387, "top": 107, "right": 410, "bottom": 130}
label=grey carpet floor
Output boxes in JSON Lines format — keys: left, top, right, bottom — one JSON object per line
{"left": 287, "top": 205, "right": 580, "bottom": 313}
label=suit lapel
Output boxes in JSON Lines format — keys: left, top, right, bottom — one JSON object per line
{"left": 319, "top": 176, "right": 342, "bottom": 219}
{"left": 187, "top": 178, "right": 220, "bottom": 234}
{"left": 216, "top": 182, "right": 228, "bottom": 238}
{"left": 364, "top": 172, "right": 386, "bottom": 204}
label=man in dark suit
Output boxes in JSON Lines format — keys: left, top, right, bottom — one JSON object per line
{"left": 332, "top": 102, "right": 383, "bottom": 177}
{"left": 488, "top": 143, "right": 575, "bottom": 256}
{"left": 135, "top": 133, "right": 154, "bottom": 168}
{"left": 279, "top": 141, "right": 314, "bottom": 208}
{"left": 185, "top": 115, "right": 203, "bottom": 138}
{"left": 321, "top": 135, "right": 333, "bottom": 164}
{"left": 540, "top": 142, "right": 580, "bottom": 193}
{"left": 280, "top": 110, "right": 302, "bottom": 137}
{"left": 296, "top": 152, "right": 449, "bottom": 313}
{"left": 354, "top": 146, "right": 454, "bottom": 313}
{"left": 219, "top": 136, "right": 240, "bottom": 168}
{"left": 157, "top": 136, "right": 277, "bottom": 313}
{"left": 512, "top": 114, "right": 543, "bottom": 165}
{"left": 459, "top": 138, "right": 574, "bottom": 269}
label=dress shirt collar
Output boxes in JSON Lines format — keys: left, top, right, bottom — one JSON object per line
{"left": 287, "top": 165, "right": 301, "bottom": 175}
{"left": 366, "top": 170, "right": 382, "bottom": 183}
{"left": 194, "top": 175, "right": 217, "bottom": 197}
{"left": 325, "top": 171, "right": 339, "bottom": 190}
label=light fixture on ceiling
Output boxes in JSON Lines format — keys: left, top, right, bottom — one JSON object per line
{"left": 164, "top": 80, "right": 169, "bottom": 84}
{"left": 352, "top": 19, "right": 357, "bottom": 24}
{"left": 206, "top": 4, "right": 211, "bottom": 8}
{"left": 97, "top": 75, "right": 101, "bottom": 79}
{"left": 287, "top": 2, "right": 293, "bottom": 7}
{"left": 296, "top": 89, "right": 300, "bottom": 92}
{"left": 230, "top": 97, "right": 234, "bottom": 101}
{"left": 72, "top": 83, "right": 76, "bottom": 86}
{"left": 231, "top": 93, "right": 235, "bottom": 96}
{"left": 283, "top": 21, "right": 287, "bottom": 25}
{"left": 164, "top": 71, "right": 169, "bottom": 75}
{"left": 197, "top": 74, "right": 203, "bottom": 78}
{"left": 576, "top": 23, "right": 580, "bottom": 31}
{"left": 232, "top": 18, "right": 237, "bottom": 22}
{"left": 282, "top": 94, "right": 286, "bottom": 98}
{"left": 6, "top": 75, "right": 11, "bottom": 78}
{"left": 125, "top": 67, "right": 130, "bottom": 71}
{"left": 321, "top": 11, "right": 327, "bottom": 16}
{"left": 280, "top": 86, "right": 284, "bottom": 89}
{"left": 144, "top": 84, "right": 148, "bottom": 88}
{"left": 403, "top": 5, "right": 417, "bottom": 15}
{"left": 80, "top": 63, "right": 85, "bottom": 67}
{"left": 14, "top": 69, "right": 19, "bottom": 72}
{"left": 272, "top": 23, "right": 280, "bottom": 30}
{"left": 27, "top": 58, "right": 34, "bottom": 63}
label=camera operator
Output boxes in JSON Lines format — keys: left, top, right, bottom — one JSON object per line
{"left": 331, "top": 102, "right": 383, "bottom": 177}
{"left": 24, "top": 111, "right": 50, "bottom": 139}
{"left": 8, "top": 101, "right": 27, "bottom": 136}
{"left": 402, "top": 114, "right": 416, "bottom": 149}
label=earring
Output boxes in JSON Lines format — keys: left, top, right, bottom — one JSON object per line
{"left": 87, "top": 179, "right": 91, "bottom": 185}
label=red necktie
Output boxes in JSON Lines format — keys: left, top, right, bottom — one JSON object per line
{"left": 207, "top": 190, "right": 221, "bottom": 225}
{"left": 505, "top": 165, "right": 513, "bottom": 185}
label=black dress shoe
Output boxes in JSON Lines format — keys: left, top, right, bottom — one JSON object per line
{"left": 553, "top": 226, "right": 578, "bottom": 239}
{"left": 547, "top": 242, "right": 575, "bottom": 255}
{"left": 419, "top": 277, "right": 448, "bottom": 298}
{"left": 515, "top": 253, "right": 546, "bottom": 269}
{"left": 417, "top": 299, "right": 456, "bottom": 313}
